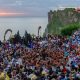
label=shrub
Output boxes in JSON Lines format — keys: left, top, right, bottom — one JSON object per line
{"left": 61, "top": 23, "right": 80, "bottom": 36}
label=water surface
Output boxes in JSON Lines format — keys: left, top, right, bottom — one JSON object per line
{"left": 0, "top": 17, "right": 48, "bottom": 41}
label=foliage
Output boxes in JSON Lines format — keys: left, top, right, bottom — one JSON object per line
{"left": 10, "top": 30, "right": 32, "bottom": 47}
{"left": 47, "top": 8, "right": 80, "bottom": 35}
{"left": 23, "top": 30, "right": 32, "bottom": 46}
{"left": 14, "top": 30, "right": 21, "bottom": 44}
{"left": 61, "top": 23, "right": 80, "bottom": 36}
{"left": 23, "top": 30, "right": 28, "bottom": 46}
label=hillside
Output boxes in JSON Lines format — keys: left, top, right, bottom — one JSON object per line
{"left": 46, "top": 8, "right": 80, "bottom": 34}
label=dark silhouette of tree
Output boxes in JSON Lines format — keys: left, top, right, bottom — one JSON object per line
{"left": 24, "top": 30, "right": 28, "bottom": 46}
{"left": 9, "top": 30, "right": 32, "bottom": 47}
{"left": 23, "top": 30, "right": 32, "bottom": 47}
{"left": 27, "top": 33, "right": 32, "bottom": 43}
{"left": 27, "top": 33, "right": 32, "bottom": 48}
{"left": 0, "top": 40, "right": 2, "bottom": 45}
{"left": 14, "top": 30, "right": 21, "bottom": 44}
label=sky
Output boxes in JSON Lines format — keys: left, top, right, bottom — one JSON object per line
{"left": 0, "top": 0, "right": 80, "bottom": 17}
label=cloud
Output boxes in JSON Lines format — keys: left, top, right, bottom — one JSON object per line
{"left": 0, "top": 12, "right": 25, "bottom": 16}
{"left": 0, "top": 0, "right": 80, "bottom": 16}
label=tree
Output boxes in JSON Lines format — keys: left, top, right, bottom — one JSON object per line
{"left": 14, "top": 30, "right": 21, "bottom": 43}
{"left": 23, "top": 30, "right": 28, "bottom": 46}
{"left": 23, "top": 30, "right": 32, "bottom": 47}
{"left": 61, "top": 23, "right": 80, "bottom": 36}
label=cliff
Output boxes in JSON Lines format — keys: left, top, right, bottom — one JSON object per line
{"left": 46, "top": 8, "right": 80, "bottom": 34}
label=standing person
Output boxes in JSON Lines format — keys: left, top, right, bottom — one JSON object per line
{"left": 0, "top": 67, "right": 10, "bottom": 80}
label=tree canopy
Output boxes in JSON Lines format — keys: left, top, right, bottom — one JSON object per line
{"left": 61, "top": 23, "right": 80, "bottom": 36}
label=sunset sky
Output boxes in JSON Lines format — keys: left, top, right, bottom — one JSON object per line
{"left": 0, "top": 0, "right": 80, "bottom": 17}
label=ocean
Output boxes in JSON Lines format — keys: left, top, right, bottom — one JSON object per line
{"left": 0, "top": 17, "right": 48, "bottom": 41}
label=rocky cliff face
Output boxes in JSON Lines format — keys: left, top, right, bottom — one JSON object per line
{"left": 47, "top": 8, "right": 80, "bottom": 34}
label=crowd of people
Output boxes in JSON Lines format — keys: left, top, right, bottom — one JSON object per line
{"left": 0, "top": 30, "right": 80, "bottom": 80}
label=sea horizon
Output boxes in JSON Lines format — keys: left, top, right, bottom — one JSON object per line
{"left": 0, "top": 17, "right": 48, "bottom": 41}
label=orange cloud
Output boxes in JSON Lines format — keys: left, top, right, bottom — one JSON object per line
{"left": 0, "top": 13, "right": 25, "bottom": 16}
{"left": 0, "top": 11, "right": 25, "bottom": 16}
